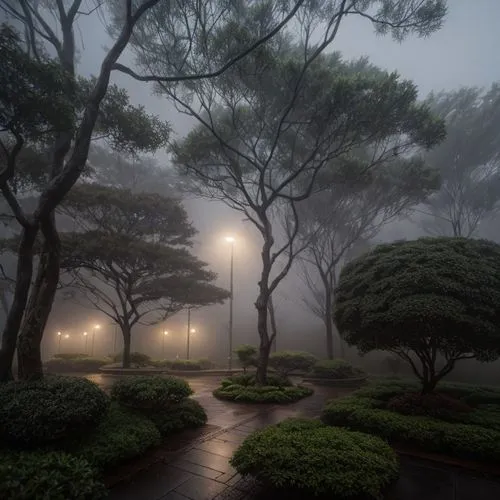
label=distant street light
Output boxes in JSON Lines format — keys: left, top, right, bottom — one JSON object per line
{"left": 162, "top": 330, "right": 169, "bottom": 357}
{"left": 186, "top": 309, "right": 196, "bottom": 360}
{"left": 91, "top": 324, "right": 100, "bottom": 356}
{"left": 225, "top": 236, "right": 235, "bottom": 371}
{"left": 57, "top": 331, "right": 62, "bottom": 353}
{"left": 83, "top": 331, "right": 88, "bottom": 353}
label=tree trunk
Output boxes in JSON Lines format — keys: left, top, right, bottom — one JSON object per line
{"left": 122, "top": 325, "right": 131, "bottom": 369}
{"left": 0, "top": 225, "right": 37, "bottom": 382}
{"left": 324, "top": 288, "right": 334, "bottom": 359}
{"left": 17, "top": 216, "right": 60, "bottom": 381}
{"left": 268, "top": 295, "right": 278, "bottom": 353}
{"left": 421, "top": 376, "right": 438, "bottom": 394}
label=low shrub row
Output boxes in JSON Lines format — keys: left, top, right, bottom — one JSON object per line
{"left": 230, "top": 418, "right": 399, "bottom": 499}
{"left": 213, "top": 374, "right": 313, "bottom": 403}
{"left": 311, "top": 359, "right": 365, "bottom": 379}
{"left": 45, "top": 356, "right": 112, "bottom": 373}
{"left": 0, "top": 374, "right": 208, "bottom": 498}
{"left": 151, "top": 358, "right": 214, "bottom": 370}
{"left": 321, "top": 381, "right": 500, "bottom": 463}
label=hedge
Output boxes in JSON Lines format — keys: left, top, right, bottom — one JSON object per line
{"left": 312, "top": 359, "right": 365, "bottom": 379}
{"left": 45, "top": 357, "right": 111, "bottom": 373}
{"left": 149, "top": 398, "right": 207, "bottom": 436}
{"left": 321, "top": 381, "right": 500, "bottom": 463}
{"left": 214, "top": 383, "right": 313, "bottom": 404}
{"left": 231, "top": 418, "right": 399, "bottom": 498}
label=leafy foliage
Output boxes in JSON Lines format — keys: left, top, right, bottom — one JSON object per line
{"left": 152, "top": 359, "right": 214, "bottom": 370}
{"left": 230, "top": 418, "right": 399, "bottom": 498}
{"left": 149, "top": 398, "right": 207, "bottom": 436}
{"left": 111, "top": 375, "right": 193, "bottom": 412}
{"left": 214, "top": 383, "right": 312, "bottom": 404}
{"left": 0, "top": 376, "right": 109, "bottom": 447}
{"left": 334, "top": 237, "right": 500, "bottom": 392}
{"left": 268, "top": 351, "right": 317, "bottom": 376}
{"left": 112, "top": 352, "right": 152, "bottom": 367}
{"left": 67, "top": 402, "right": 161, "bottom": 470}
{"left": 234, "top": 345, "right": 258, "bottom": 372}
{"left": 312, "top": 359, "right": 366, "bottom": 379}
{"left": 322, "top": 381, "right": 500, "bottom": 463}
{"left": 221, "top": 373, "right": 292, "bottom": 388}
{"left": 0, "top": 450, "right": 106, "bottom": 500}
{"left": 45, "top": 356, "right": 111, "bottom": 373}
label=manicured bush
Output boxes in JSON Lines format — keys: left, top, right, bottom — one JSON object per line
{"left": 53, "top": 353, "right": 89, "bottom": 360}
{"left": 0, "top": 450, "right": 107, "bottom": 500}
{"left": 312, "top": 359, "right": 365, "bottom": 379}
{"left": 231, "top": 418, "right": 399, "bottom": 498}
{"left": 334, "top": 237, "right": 500, "bottom": 393}
{"left": 221, "top": 373, "right": 292, "bottom": 388}
{"left": 111, "top": 375, "right": 193, "bottom": 412}
{"left": 45, "top": 356, "right": 111, "bottom": 373}
{"left": 387, "top": 392, "right": 472, "bottom": 422}
{"left": 149, "top": 398, "right": 207, "bottom": 436}
{"left": 151, "top": 358, "right": 214, "bottom": 370}
{"left": 268, "top": 351, "right": 317, "bottom": 377}
{"left": 112, "top": 351, "right": 151, "bottom": 367}
{"left": 0, "top": 375, "right": 109, "bottom": 448}
{"left": 321, "top": 382, "right": 500, "bottom": 463}
{"left": 213, "top": 384, "right": 313, "bottom": 404}
{"left": 67, "top": 403, "right": 161, "bottom": 470}
{"left": 234, "top": 344, "right": 258, "bottom": 372}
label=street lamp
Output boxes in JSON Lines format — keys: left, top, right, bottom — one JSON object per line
{"left": 57, "top": 331, "right": 62, "bottom": 354}
{"left": 83, "top": 331, "right": 88, "bottom": 353}
{"left": 225, "top": 236, "right": 235, "bottom": 371}
{"left": 186, "top": 308, "right": 197, "bottom": 360}
{"left": 162, "top": 330, "right": 169, "bottom": 357}
{"left": 91, "top": 324, "right": 100, "bottom": 356}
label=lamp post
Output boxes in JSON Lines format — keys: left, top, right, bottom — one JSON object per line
{"left": 162, "top": 330, "right": 169, "bottom": 358}
{"left": 83, "top": 332, "right": 88, "bottom": 353}
{"left": 57, "top": 331, "right": 62, "bottom": 354}
{"left": 91, "top": 324, "right": 100, "bottom": 356}
{"left": 186, "top": 308, "right": 196, "bottom": 360}
{"left": 225, "top": 236, "right": 235, "bottom": 371}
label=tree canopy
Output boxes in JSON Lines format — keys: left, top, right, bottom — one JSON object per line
{"left": 334, "top": 237, "right": 500, "bottom": 392}
{"left": 420, "top": 84, "right": 500, "bottom": 237}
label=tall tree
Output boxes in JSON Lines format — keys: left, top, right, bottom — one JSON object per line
{"left": 58, "top": 184, "right": 229, "bottom": 368}
{"left": 297, "top": 153, "right": 439, "bottom": 359}
{"left": 167, "top": 40, "right": 445, "bottom": 383}
{"left": 0, "top": 0, "right": 303, "bottom": 380}
{"left": 419, "top": 84, "right": 500, "bottom": 237}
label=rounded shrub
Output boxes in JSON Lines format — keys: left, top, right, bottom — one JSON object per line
{"left": 386, "top": 392, "right": 473, "bottom": 422}
{"left": 0, "top": 450, "right": 106, "bottom": 500}
{"left": 269, "top": 351, "right": 317, "bottom": 376}
{"left": 230, "top": 418, "right": 399, "bottom": 498}
{"left": 150, "top": 398, "right": 208, "bottom": 436}
{"left": 213, "top": 384, "right": 313, "bottom": 404}
{"left": 221, "top": 373, "right": 292, "bottom": 388}
{"left": 111, "top": 375, "right": 193, "bottom": 412}
{"left": 312, "top": 359, "right": 365, "bottom": 379}
{"left": 0, "top": 375, "right": 109, "bottom": 447}
{"left": 112, "top": 351, "right": 151, "bottom": 367}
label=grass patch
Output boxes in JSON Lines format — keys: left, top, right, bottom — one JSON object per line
{"left": 321, "top": 380, "right": 500, "bottom": 463}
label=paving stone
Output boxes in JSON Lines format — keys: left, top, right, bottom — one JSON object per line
{"left": 194, "top": 438, "right": 241, "bottom": 458}
{"left": 387, "top": 460, "right": 454, "bottom": 500}
{"left": 161, "top": 492, "right": 190, "bottom": 500}
{"left": 172, "top": 461, "right": 224, "bottom": 480}
{"left": 174, "top": 476, "right": 227, "bottom": 500}
{"left": 182, "top": 449, "right": 233, "bottom": 474}
{"left": 455, "top": 473, "right": 500, "bottom": 500}
{"left": 108, "top": 464, "right": 192, "bottom": 500}
{"left": 219, "top": 432, "right": 248, "bottom": 444}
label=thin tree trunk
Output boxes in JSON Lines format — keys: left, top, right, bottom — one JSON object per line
{"left": 0, "top": 225, "right": 37, "bottom": 382}
{"left": 122, "top": 325, "right": 131, "bottom": 369}
{"left": 17, "top": 216, "right": 60, "bottom": 380}
{"left": 268, "top": 295, "right": 277, "bottom": 353}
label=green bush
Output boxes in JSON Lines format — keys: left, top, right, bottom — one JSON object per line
{"left": 231, "top": 418, "right": 399, "bottom": 498}
{"left": 214, "top": 384, "right": 313, "bottom": 404}
{"left": 111, "top": 375, "right": 193, "bottom": 412}
{"left": 0, "top": 376, "right": 109, "bottom": 448}
{"left": 112, "top": 351, "right": 151, "bottom": 366}
{"left": 45, "top": 356, "right": 110, "bottom": 373}
{"left": 321, "top": 382, "right": 500, "bottom": 463}
{"left": 221, "top": 373, "right": 292, "bottom": 388}
{"left": 268, "top": 351, "right": 317, "bottom": 376}
{"left": 234, "top": 344, "right": 258, "bottom": 372}
{"left": 149, "top": 398, "right": 207, "bottom": 436}
{"left": 67, "top": 403, "right": 161, "bottom": 470}
{"left": 53, "top": 353, "right": 89, "bottom": 360}
{"left": 151, "top": 358, "right": 214, "bottom": 370}
{"left": 0, "top": 450, "right": 107, "bottom": 500}
{"left": 312, "top": 359, "right": 366, "bottom": 379}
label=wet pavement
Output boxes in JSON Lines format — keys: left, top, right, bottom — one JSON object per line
{"left": 84, "top": 374, "right": 500, "bottom": 500}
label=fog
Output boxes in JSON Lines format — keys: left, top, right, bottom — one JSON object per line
{"left": 2, "top": 0, "right": 500, "bottom": 384}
